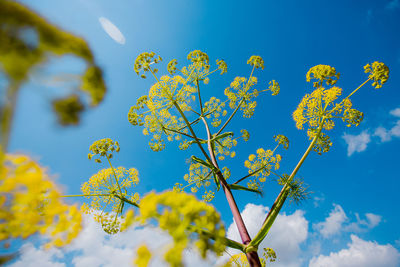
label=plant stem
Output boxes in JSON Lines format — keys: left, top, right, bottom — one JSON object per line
{"left": 216, "top": 98, "right": 246, "bottom": 136}
{"left": 107, "top": 157, "right": 123, "bottom": 195}
{"left": 0, "top": 82, "right": 20, "bottom": 153}
{"left": 187, "top": 225, "right": 245, "bottom": 251}
{"left": 201, "top": 117, "right": 262, "bottom": 267}
{"left": 196, "top": 79, "right": 204, "bottom": 115}
{"left": 172, "top": 101, "right": 212, "bottom": 163}
{"left": 249, "top": 118, "right": 326, "bottom": 248}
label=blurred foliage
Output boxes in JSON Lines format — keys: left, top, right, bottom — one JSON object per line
{"left": 0, "top": 0, "right": 106, "bottom": 150}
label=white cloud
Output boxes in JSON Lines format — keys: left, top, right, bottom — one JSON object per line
{"left": 374, "top": 126, "right": 391, "bottom": 142}
{"left": 9, "top": 243, "right": 66, "bottom": 267}
{"left": 98, "top": 17, "right": 126, "bottom": 44}
{"left": 386, "top": 0, "right": 400, "bottom": 10}
{"left": 342, "top": 131, "right": 371, "bottom": 156}
{"left": 344, "top": 213, "right": 382, "bottom": 233}
{"left": 224, "top": 204, "right": 308, "bottom": 267}
{"left": 313, "top": 194, "right": 325, "bottom": 207}
{"left": 10, "top": 215, "right": 217, "bottom": 267}
{"left": 373, "top": 107, "right": 400, "bottom": 142}
{"left": 313, "top": 204, "right": 347, "bottom": 238}
{"left": 390, "top": 120, "right": 400, "bottom": 137}
{"left": 313, "top": 205, "right": 381, "bottom": 238}
{"left": 390, "top": 108, "right": 400, "bottom": 117}
{"left": 309, "top": 235, "right": 400, "bottom": 267}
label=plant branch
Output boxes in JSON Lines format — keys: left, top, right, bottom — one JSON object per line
{"left": 249, "top": 118, "right": 326, "bottom": 248}
{"left": 201, "top": 116, "right": 262, "bottom": 267}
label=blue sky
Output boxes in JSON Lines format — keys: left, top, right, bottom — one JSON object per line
{"left": 4, "top": 0, "right": 400, "bottom": 266}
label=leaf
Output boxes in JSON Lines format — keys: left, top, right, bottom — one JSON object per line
{"left": 228, "top": 184, "right": 262, "bottom": 196}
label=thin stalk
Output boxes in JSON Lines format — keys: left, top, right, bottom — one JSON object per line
{"left": 216, "top": 98, "right": 246, "bottom": 136}
{"left": 196, "top": 79, "right": 204, "bottom": 115}
{"left": 113, "top": 194, "right": 139, "bottom": 208}
{"left": 249, "top": 118, "right": 326, "bottom": 248}
{"left": 201, "top": 117, "right": 262, "bottom": 267}
{"left": 107, "top": 157, "right": 124, "bottom": 195}
{"left": 233, "top": 144, "right": 280, "bottom": 185}
{"left": 172, "top": 101, "right": 212, "bottom": 163}
{"left": 163, "top": 126, "right": 198, "bottom": 140}
{"left": 345, "top": 77, "right": 372, "bottom": 100}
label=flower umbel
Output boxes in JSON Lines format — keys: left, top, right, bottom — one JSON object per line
{"left": 364, "top": 61, "right": 389, "bottom": 89}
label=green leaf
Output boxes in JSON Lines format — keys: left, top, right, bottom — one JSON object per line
{"left": 191, "top": 156, "right": 214, "bottom": 169}
{"left": 228, "top": 184, "right": 262, "bottom": 196}
{"left": 211, "top": 132, "right": 234, "bottom": 142}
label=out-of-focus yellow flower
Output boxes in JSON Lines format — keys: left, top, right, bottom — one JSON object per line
{"left": 138, "top": 191, "right": 226, "bottom": 266}
{"left": 0, "top": 154, "right": 82, "bottom": 248}
{"left": 134, "top": 244, "right": 152, "bottom": 267}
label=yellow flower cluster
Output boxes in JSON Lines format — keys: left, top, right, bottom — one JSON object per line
{"left": 203, "top": 97, "right": 227, "bottom": 127}
{"left": 268, "top": 80, "right": 280, "bottom": 96}
{"left": 128, "top": 75, "right": 196, "bottom": 151}
{"left": 216, "top": 59, "right": 228, "bottom": 74}
{"left": 0, "top": 154, "right": 82, "bottom": 248}
{"left": 215, "top": 135, "right": 238, "bottom": 161}
{"left": 241, "top": 129, "right": 250, "bottom": 141}
{"left": 137, "top": 191, "right": 226, "bottom": 266}
{"left": 364, "top": 61, "right": 389, "bottom": 89}
{"left": 244, "top": 148, "right": 281, "bottom": 189}
{"left": 274, "top": 134, "right": 289, "bottom": 150}
{"left": 247, "top": 55, "right": 264, "bottom": 70}
{"left": 81, "top": 167, "right": 139, "bottom": 234}
{"left": 306, "top": 65, "right": 340, "bottom": 88}
{"left": 134, "top": 52, "right": 162, "bottom": 78}
{"left": 88, "top": 138, "right": 120, "bottom": 163}
{"left": 225, "top": 76, "right": 258, "bottom": 118}
{"left": 187, "top": 50, "right": 210, "bottom": 70}
{"left": 167, "top": 59, "right": 178, "bottom": 75}
{"left": 134, "top": 245, "right": 152, "bottom": 267}
{"left": 184, "top": 162, "right": 212, "bottom": 194}
{"left": 292, "top": 64, "right": 379, "bottom": 154}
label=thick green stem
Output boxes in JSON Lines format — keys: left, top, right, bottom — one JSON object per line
{"left": 249, "top": 118, "right": 326, "bottom": 248}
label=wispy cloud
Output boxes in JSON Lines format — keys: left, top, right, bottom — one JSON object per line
{"left": 342, "top": 131, "right": 371, "bottom": 156}
{"left": 343, "top": 106, "right": 400, "bottom": 155}
{"left": 313, "top": 204, "right": 382, "bottom": 238}
{"left": 310, "top": 235, "right": 400, "bottom": 267}
{"left": 373, "top": 107, "right": 400, "bottom": 142}
{"left": 98, "top": 17, "right": 126, "bottom": 45}
{"left": 386, "top": 0, "right": 400, "bottom": 10}
{"left": 313, "top": 204, "right": 347, "bottom": 238}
